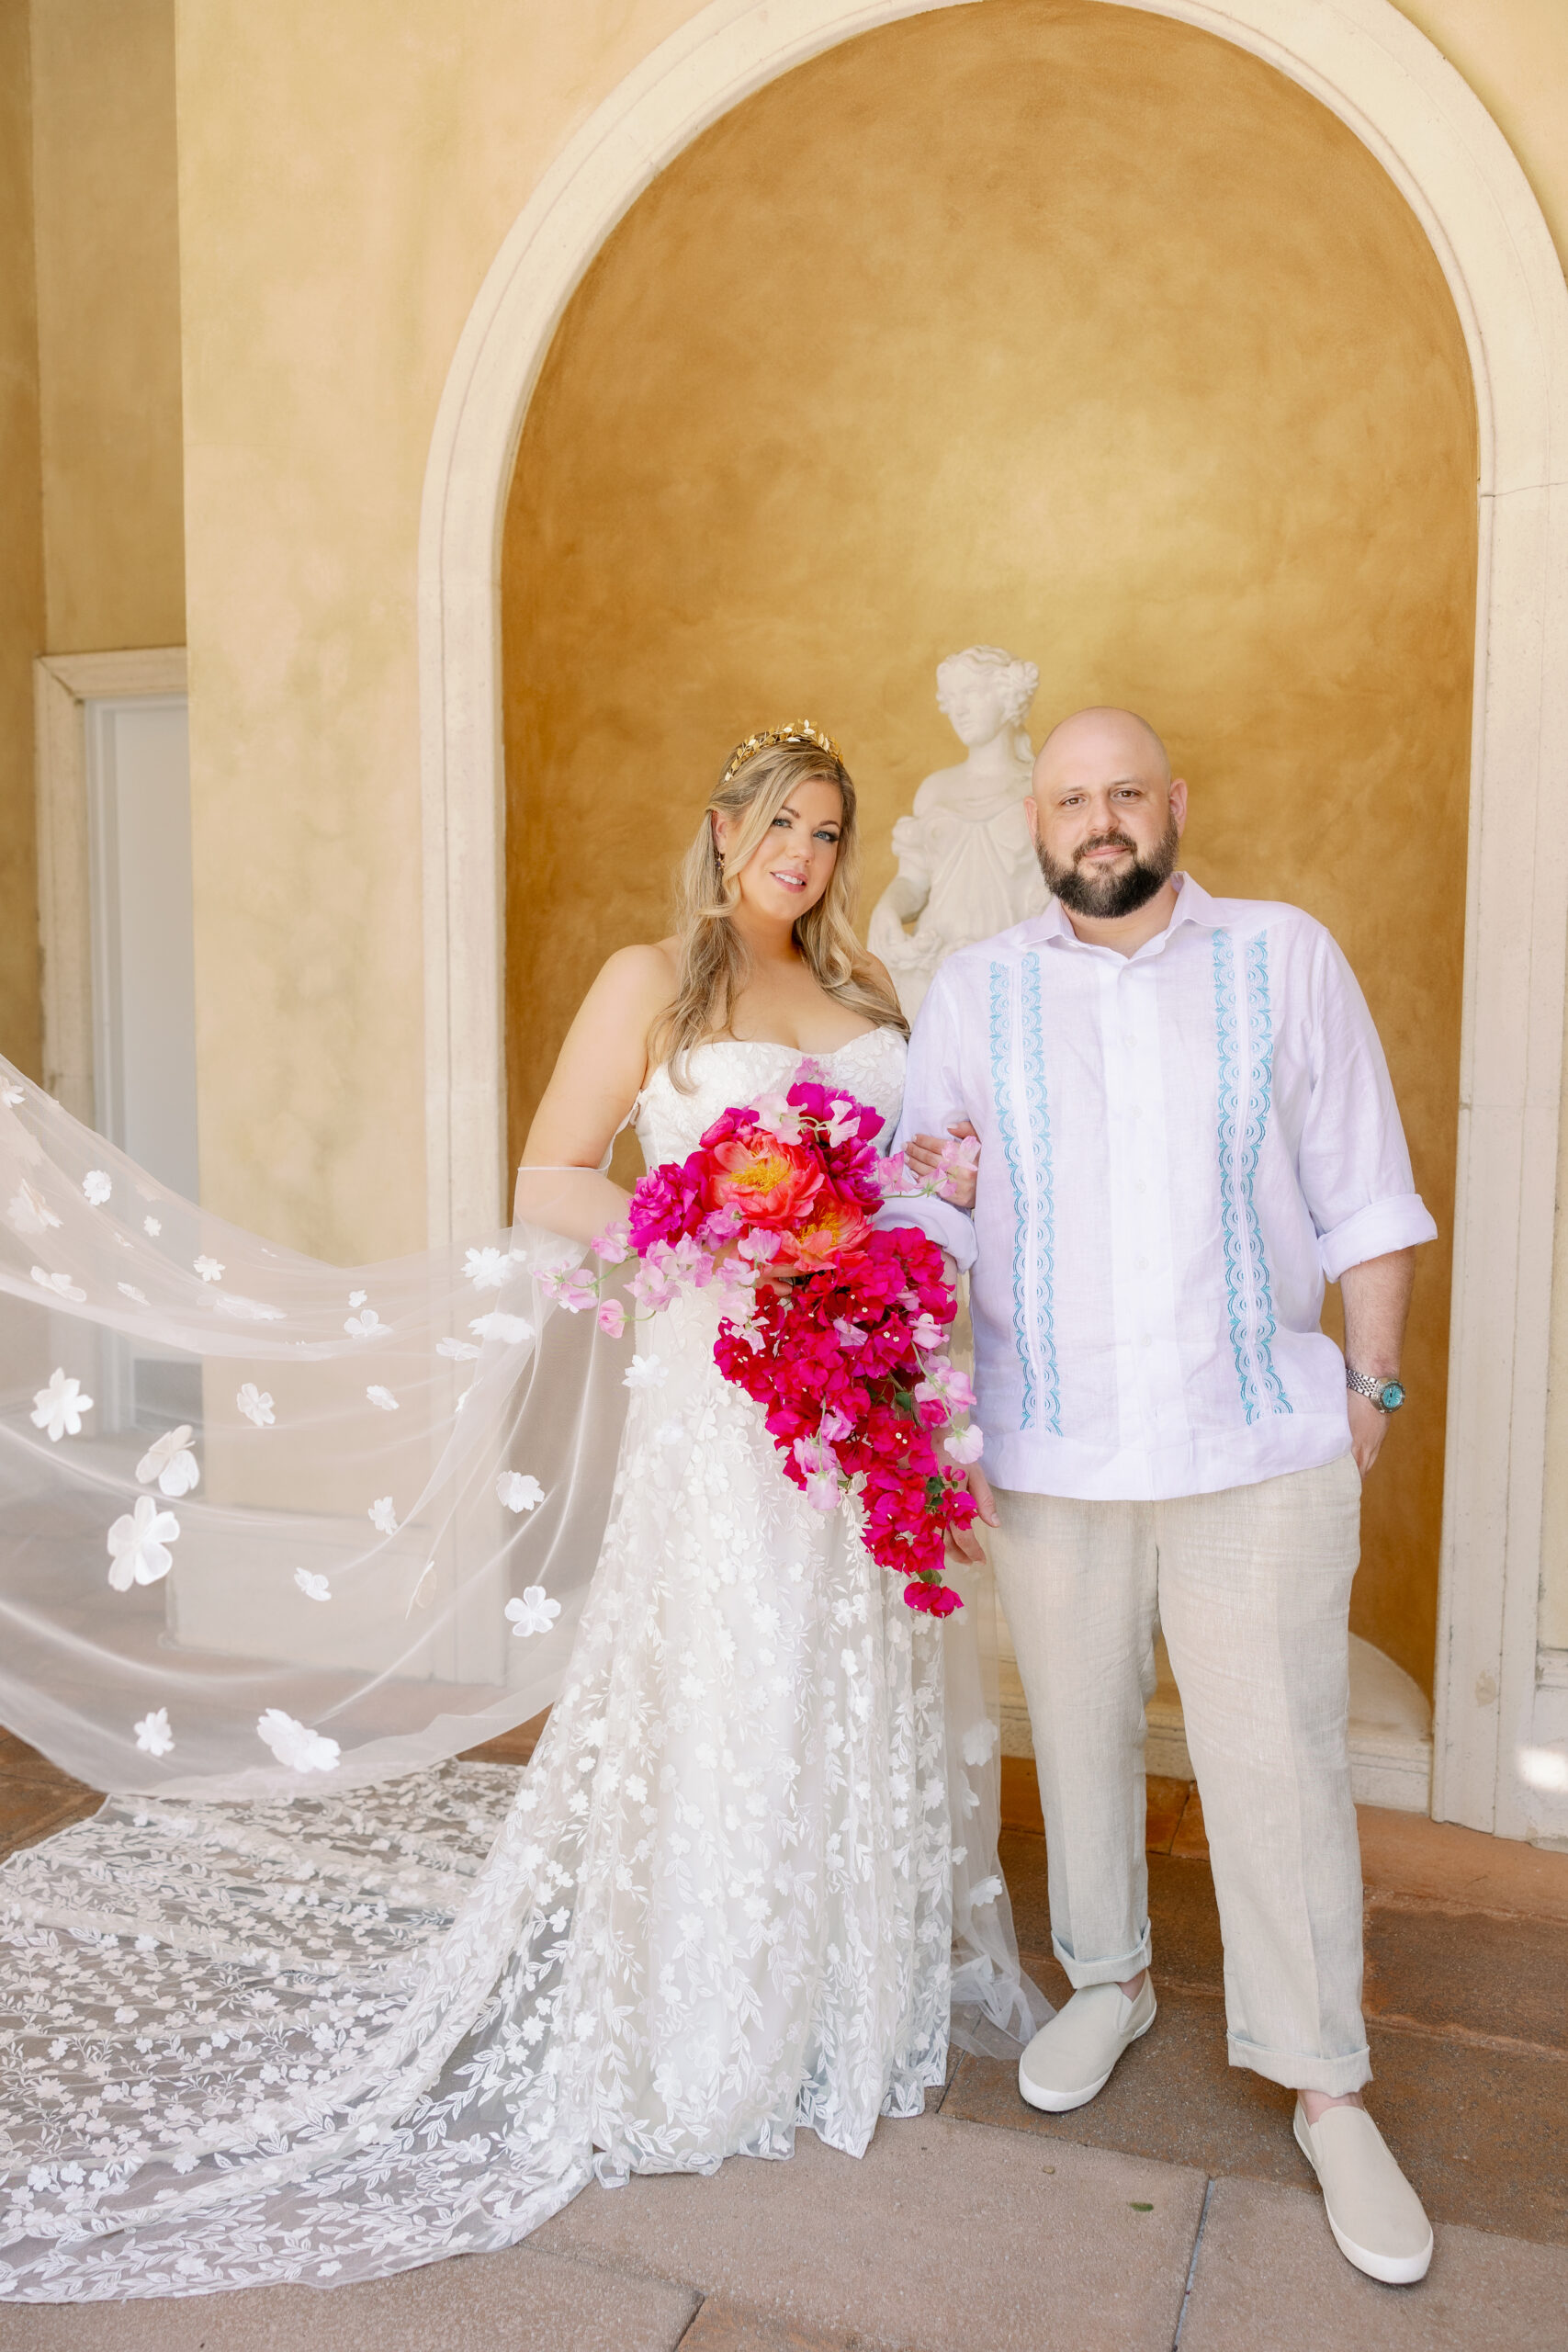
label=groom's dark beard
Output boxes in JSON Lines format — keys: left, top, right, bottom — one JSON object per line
{"left": 1036, "top": 813, "right": 1180, "bottom": 920}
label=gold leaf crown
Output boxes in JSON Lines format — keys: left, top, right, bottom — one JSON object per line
{"left": 720, "top": 720, "right": 844, "bottom": 788}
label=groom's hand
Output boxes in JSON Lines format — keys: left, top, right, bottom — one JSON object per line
{"left": 1348, "top": 1391, "right": 1389, "bottom": 1477}
{"left": 948, "top": 1462, "right": 999, "bottom": 1564}
{"left": 904, "top": 1122, "right": 980, "bottom": 1211}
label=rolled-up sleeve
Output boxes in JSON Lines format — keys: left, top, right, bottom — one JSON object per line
{"left": 1298, "top": 931, "right": 1438, "bottom": 1280}
{"left": 880, "top": 970, "right": 978, "bottom": 1272}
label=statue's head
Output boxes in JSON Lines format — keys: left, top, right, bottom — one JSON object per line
{"left": 936, "top": 646, "right": 1039, "bottom": 752}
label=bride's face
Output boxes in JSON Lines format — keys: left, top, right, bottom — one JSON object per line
{"left": 719, "top": 775, "right": 845, "bottom": 925}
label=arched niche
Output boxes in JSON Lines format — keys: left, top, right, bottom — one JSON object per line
{"left": 416, "top": 0, "right": 1568, "bottom": 1838}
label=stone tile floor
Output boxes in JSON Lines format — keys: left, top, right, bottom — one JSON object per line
{"left": 3, "top": 1726, "right": 1566, "bottom": 2349}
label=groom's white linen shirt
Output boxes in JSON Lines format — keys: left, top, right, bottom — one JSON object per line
{"left": 887, "top": 875, "right": 1437, "bottom": 1499}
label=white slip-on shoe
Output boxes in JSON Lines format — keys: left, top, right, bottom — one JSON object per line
{"left": 1293, "top": 2101, "right": 1434, "bottom": 2285}
{"left": 1017, "top": 1978, "right": 1157, "bottom": 2114}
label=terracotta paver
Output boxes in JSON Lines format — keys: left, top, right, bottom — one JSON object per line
{"left": 1144, "top": 1774, "right": 1192, "bottom": 1853}
{"left": 1364, "top": 1901, "right": 1568, "bottom": 2050}
{"left": 1169, "top": 1787, "right": 1209, "bottom": 1859}
{"left": 1358, "top": 1805, "right": 1568, "bottom": 1922}
{"left": 1180, "top": 2175, "right": 1568, "bottom": 2351}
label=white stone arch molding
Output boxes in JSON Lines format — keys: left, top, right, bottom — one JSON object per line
{"left": 417, "top": 0, "right": 1568, "bottom": 1838}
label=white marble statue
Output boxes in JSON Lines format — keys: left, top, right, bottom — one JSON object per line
{"left": 868, "top": 646, "right": 1048, "bottom": 1019}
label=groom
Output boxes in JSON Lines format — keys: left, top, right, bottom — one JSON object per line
{"left": 893, "top": 707, "right": 1438, "bottom": 2286}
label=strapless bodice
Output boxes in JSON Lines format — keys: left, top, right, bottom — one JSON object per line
{"left": 635, "top": 1029, "right": 907, "bottom": 1168}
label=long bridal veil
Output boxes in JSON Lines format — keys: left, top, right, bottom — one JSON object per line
{"left": 0, "top": 1053, "right": 1035, "bottom": 2050}
{"left": 0, "top": 1069, "right": 623, "bottom": 1800}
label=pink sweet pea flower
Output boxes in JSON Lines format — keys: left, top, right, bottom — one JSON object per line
{"left": 803, "top": 1467, "right": 840, "bottom": 1512}
{"left": 751, "top": 1091, "right": 807, "bottom": 1144}
{"left": 596, "top": 1298, "right": 626, "bottom": 1340}
{"left": 871, "top": 1152, "right": 915, "bottom": 1196}
{"left": 540, "top": 1265, "right": 598, "bottom": 1313}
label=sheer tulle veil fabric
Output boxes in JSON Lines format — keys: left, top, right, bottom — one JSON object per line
{"left": 0, "top": 1070, "right": 622, "bottom": 1799}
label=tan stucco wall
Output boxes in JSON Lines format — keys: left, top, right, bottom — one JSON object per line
{"left": 0, "top": 0, "right": 45, "bottom": 1084}
{"left": 30, "top": 0, "right": 185, "bottom": 653}
{"left": 173, "top": 0, "right": 698, "bottom": 1264}
{"left": 501, "top": 0, "right": 1475, "bottom": 1699}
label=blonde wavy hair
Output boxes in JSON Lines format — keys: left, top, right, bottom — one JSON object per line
{"left": 650, "top": 737, "right": 908, "bottom": 1088}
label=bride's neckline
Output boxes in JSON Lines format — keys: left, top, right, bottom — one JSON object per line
{"left": 637, "top": 1027, "right": 897, "bottom": 1108}
{"left": 702, "top": 1029, "right": 888, "bottom": 1059}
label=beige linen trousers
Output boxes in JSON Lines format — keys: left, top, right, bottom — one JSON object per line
{"left": 990, "top": 1453, "right": 1370, "bottom": 2095}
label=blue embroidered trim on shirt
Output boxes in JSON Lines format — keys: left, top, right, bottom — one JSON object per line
{"left": 1020, "top": 954, "right": 1062, "bottom": 1434}
{"left": 989, "top": 960, "right": 1035, "bottom": 1430}
{"left": 1213, "top": 931, "right": 1292, "bottom": 1423}
{"left": 1243, "top": 935, "right": 1290, "bottom": 1414}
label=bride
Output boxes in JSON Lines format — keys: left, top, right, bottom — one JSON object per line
{"left": 0, "top": 721, "right": 1039, "bottom": 2302}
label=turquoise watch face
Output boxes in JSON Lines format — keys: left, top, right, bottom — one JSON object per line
{"left": 1380, "top": 1381, "right": 1405, "bottom": 1412}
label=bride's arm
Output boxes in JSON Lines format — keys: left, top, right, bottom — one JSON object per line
{"left": 513, "top": 944, "right": 677, "bottom": 1243}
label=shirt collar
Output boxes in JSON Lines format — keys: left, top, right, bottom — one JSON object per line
{"left": 1036, "top": 871, "right": 1218, "bottom": 960}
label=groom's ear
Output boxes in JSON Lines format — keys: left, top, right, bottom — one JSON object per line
{"left": 1023, "top": 796, "right": 1041, "bottom": 844}
{"left": 1168, "top": 778, "right": 1190, "bottom": 836}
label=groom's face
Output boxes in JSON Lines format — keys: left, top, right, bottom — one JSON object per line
{"left": 1026, "top": 713, "right": 1187, "bottom": 922}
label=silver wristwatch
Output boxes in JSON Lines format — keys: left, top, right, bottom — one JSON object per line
{"left": 1346, "top": 1366, "right": 1405, "bottom": 1414}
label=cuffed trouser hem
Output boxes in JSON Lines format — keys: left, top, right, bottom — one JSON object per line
{"left": 1051, "top": 1926, "right": 1152, "bottom": 1990}
{"left": 1227, "top": 2031, "right": 1372, "bottom": 2097}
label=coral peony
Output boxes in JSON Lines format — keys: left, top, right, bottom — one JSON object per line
{"left": 705, "top": 1128, "right": 824, "bottom": 1230}
{"left": 773, "top": 1184, "right": 872, "bottom": 1273}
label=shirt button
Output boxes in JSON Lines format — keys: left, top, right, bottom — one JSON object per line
{"left": 1134, "top": 1179, "right": 1146, "bottom": 1195}
{"left": 1135, "top": 1255, "right": 1148, "bottom": 1271}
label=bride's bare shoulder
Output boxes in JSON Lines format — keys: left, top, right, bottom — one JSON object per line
{"left": 588, "top": 940, "right": 680, "bottom": 1012}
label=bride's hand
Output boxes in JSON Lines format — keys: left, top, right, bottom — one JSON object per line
{"left": 904, "top": 1121, "right": 980, "bottom": 1211}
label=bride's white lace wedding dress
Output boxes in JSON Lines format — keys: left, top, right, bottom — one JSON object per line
{"left": 0, "top": 1031, "right": 1033, "bottom": 2301}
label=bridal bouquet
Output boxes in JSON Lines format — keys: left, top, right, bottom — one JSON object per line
{"left": 539, "top": 1068, "right": 980, "bottom": 1615}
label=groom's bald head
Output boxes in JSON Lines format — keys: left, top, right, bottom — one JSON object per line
{"left": 1033, "top": 707, "right": 1171, "bottom": 790}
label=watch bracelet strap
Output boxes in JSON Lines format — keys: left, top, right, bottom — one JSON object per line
{"left": 1346, "top": 1365, "right": 1399, "bottom": 1404}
